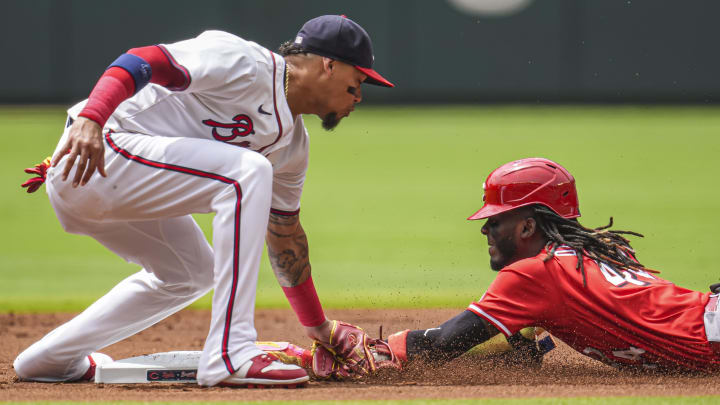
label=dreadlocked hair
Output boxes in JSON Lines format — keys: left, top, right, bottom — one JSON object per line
{"left": 278, "top": 41, "right": 308, "bottom": 56}
{"left": 531, "top": 204, "right": 658, "bottom": 287}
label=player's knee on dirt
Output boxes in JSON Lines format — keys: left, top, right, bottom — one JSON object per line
{"left": 13, "top": 346, "right": 84, "bottom": 381}
{"left": 13, "top": 350, "right": 33, "bottom": 380}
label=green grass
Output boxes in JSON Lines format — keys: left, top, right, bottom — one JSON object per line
{"left": 2, "top": 105, "right": 720, "bottom": 311}
{"left": 5, "top": 397, "right": 720, "bottom": 404}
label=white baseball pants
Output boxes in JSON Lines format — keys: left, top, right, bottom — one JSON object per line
{"left": 14, "top": 127, "right": 272, "bottom": 386}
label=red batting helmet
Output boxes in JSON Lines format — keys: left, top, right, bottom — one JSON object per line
{"left": 468, "top": 158, "right": 580, "bottom": 220}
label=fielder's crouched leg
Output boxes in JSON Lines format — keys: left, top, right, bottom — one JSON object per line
{"left": 192, "top": 150, "right": 293, "bottom": 386}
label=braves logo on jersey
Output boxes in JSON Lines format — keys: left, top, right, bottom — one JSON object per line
{"left": 202, "top": 114, "right": 255, "bottom": 142}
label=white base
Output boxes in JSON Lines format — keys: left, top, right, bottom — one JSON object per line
{"left": 95, "top": 351, "right": 201, "bottom": 384}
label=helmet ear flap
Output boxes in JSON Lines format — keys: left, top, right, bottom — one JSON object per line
{"left": 468, "top": 158, "right": 580, "bottom": 221}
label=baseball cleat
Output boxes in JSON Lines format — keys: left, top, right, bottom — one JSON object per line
{"left": 79, "top": 352, "right": 114, "bottom": 381}
{"left": 256, "top": 341, "right": 313, "bottom": 368}
{"left": 218, "top": 354, "right": 309, "bottom": 388}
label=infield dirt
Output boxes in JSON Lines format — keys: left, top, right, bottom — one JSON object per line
{"left": 3, "top": 308, "right": 720, "bottom": 401}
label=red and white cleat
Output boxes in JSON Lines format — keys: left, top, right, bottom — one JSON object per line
{"left": 79, "top": 352, "right": 113, "bottom": 381}
{"left": 219, "top": 354, "right": 309, "bottom": 388}
{"left": 256, "top": 341, "right": 313, "bottom": 368}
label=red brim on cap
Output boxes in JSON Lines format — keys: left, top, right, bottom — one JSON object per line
{"left": 467, "top": 204, "right": 514, "bottom": 221}
{"left": 355, "top": 66, "right": 394, "bottom": 87}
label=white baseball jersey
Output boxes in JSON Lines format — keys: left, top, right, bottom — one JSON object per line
{"left": 67, "top": 30, "right": 309, "bottom": 213}
{"left": 16, "top": 31, "right": 311, "bottom": 386}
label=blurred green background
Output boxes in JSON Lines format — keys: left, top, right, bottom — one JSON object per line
{"left": 2, "top": 105, "right": 719, "bottom": 312}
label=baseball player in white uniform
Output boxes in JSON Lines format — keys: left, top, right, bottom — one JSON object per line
{"left": 14, "top": 15, "right": 393, "bottom": 387}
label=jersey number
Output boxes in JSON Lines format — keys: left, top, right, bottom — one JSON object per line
{"left": 598, "top": 262, "right": 655, "bottom": 287}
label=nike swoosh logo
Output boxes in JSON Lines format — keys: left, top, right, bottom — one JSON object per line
{"left": 257, "top": 104, "right": 272, "bottom": 115}
{"left": 260, "top": 361, "right": 300, "bottom": 373}
{"left": 423, "top": 327, "right": 441, "bottom": 337}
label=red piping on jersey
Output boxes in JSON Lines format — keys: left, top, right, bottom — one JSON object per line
{"left": 104, "top": 131, "right": 242, "bottom": 375}
{"left": 256, "top": 52, "right": 284, "bottom": 154}
{"left": 156, "top": 44, "right": 191, "bottom": 91}
{"left": 467, "top": 303, "right": 512, "bottom": 337}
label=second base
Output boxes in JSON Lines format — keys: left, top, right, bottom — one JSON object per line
{"left": 95, "top": 351, "right": 201, "bottom": 384}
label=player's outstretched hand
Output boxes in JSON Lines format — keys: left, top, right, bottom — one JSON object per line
{"left": 308, "top": 320, "right": 401, "bottom": 379}
{"left": 51, "top": 117, "right": 107, "bottom": 187}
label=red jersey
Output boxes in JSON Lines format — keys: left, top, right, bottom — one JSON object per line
{"left": 468, "top": 246, "right": 717, "bottom": 371}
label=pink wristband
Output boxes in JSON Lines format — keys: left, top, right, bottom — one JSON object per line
{"left": 281, "top": 276, "right": 326, "bottom": 327}
{"left": 388, "top": 330, "right": 409, "bottom": 363}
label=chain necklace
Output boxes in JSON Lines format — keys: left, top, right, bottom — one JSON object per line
{"left": 284, "top": 62, "right": 291, "bottom": 98}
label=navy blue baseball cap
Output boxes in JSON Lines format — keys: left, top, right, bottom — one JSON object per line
{"left": 294, "top": 15, "right": 394, "bottom": 88}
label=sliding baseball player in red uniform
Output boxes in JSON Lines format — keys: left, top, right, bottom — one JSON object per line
{"left": 386, "top": 158, "right": 720, "bottom": 372}
{"left": 15, "top": 15, "right": 393, "bottom": 387}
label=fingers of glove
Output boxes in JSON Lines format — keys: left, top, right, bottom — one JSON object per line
{"left": 325, "top": 323, "right": 378, "bottom": 375}
{"left": 311, "top": 343, "right": 330, "bottom": 377}
{"left": 344, "top": 342, "right": 373, "bottom": 366}
{"left": 21, "top": 178, "right": 43, "bottom": 193}
{"left": 312, "top": 341, "right": 370, "bottom": 379}
{"left": 331, "top": 364, "right": 354, "bottom": 379}
{"left": 312, "top": 344, "right": 346, "bottom": 379}
{"left": 24, "top": 167, "right": 41, "bottom": 176}
{"left": 370, "top": 339, "right": 394, "bottom": 361}
{"left": 369, "top": 340, "right": 402, "bottom": 370}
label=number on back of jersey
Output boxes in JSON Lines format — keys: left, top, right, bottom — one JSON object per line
{"left": 598, "top": 262, "right": 656, "bottom": 287}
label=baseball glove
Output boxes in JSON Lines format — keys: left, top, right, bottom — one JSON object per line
{"left": 21, "top": 156, "right": 51, "bottom": 193}
{"left": 311, "top": 320, "right": 401, "bottom": 379}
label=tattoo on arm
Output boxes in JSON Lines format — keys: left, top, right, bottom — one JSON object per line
{"left": 266, "top": 213, "right": 311, "bottom": 287}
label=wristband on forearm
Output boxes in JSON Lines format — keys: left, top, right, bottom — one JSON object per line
{"left": 281, "top": 276, "right": 326, "bottom": 327}
{"left": 78, "top": 46, "right": 186, "bottom": 128}
{"left": 387, "top": 329, "right": 409, "bottom": 363}
{"left": 78, "top": 68, "right": 135, "bottom": 127}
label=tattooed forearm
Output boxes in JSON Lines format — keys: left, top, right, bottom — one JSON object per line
{"left": 268, "top": 212, "right": 299, "bottom": 227}
{"left": 266, "top": 213, "right": 311, "bottom": 287}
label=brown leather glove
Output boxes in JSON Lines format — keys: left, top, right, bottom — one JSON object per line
{"left": 311, "top": 320, "right": 401, "bottom": 379}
